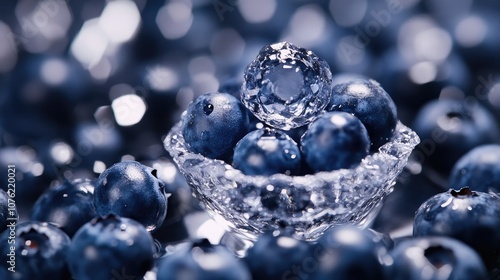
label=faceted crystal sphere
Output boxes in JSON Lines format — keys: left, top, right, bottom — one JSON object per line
{"left": 242, "top": 42, "right": 333, "bottom": 130}
{"left": 165, "top": 119, "right": 420, "bottom": 242}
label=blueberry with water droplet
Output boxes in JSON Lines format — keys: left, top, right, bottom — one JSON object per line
{"left": 242, "top": 41, "right": 333, "bottom": 130}
{"left": 413, "top": 187, "right": 500, "bottom": 269}
{"left": 182, "top": 92, "right": 249, "bottom": 160}
{"left": 93, "top": 161, "right": 168, "bottom": 232}
{"left": 232, "top": 128, "right": 303, "bottom": 176}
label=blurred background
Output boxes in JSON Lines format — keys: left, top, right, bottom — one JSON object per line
{"left": 1, "top": 0, "right": 500, "bottom": 237}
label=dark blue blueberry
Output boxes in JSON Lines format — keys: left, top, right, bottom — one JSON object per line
{"left": 313, "top": 225, "right": 390, "bottom": 280}
{"left": 412, "top": 99, "right": 500, "bottom": 176}
{"left": 327, "top": 79, "right": 398, "bottom": 150}
{"left": 387, "top": 236, "right": 488, "bottom": 280}
{"left": 449, "top": 144, "right": 500, "bottom": 193}
{"left": 30, "top": 178, "right": 97, "bottom": 238}
{"left": 182, "top": 92, "right": 249, "bottom": 160}
{"left": 413, "top": 187, "right": 500, "bottom": 269}
{"left": 301, "top": 111, "right": 370, "bottom": 172}
{"left": 157, "top": 239, "right": 251, "bottom": 280}
{"left": 94, "top": 161, "right": 168, "bottom": 232}
{"left": 0, "top": 189, "right": 18, "bottom": 233}
{"left": 0, "top": 222, "right": 71, "bottom": 280}
{"left": 68, "top": 215, "right": 155, "bottom": 280}
{"left": 244, "top": 230, "right": 314, "bottom": 280}
{"left": 232, "top": 128, "right": 302, "bottom": 176}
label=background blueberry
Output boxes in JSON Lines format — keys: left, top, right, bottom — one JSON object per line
{"left": 244, "top": 230, "right": 314, "bottom": 280}
{"left": 387, "top": 236, "right": 488, "bottom": 280}
{"left": 301, "top": 111, "right": 370, "bottom": 172}
{"left": 327, "top": 78, "right": 398, "bottom": 150}
{"left": 94, "top": 161, "right": 168, "bottom": 232}
{"left": 0, "top": 222, "right": 71, "bottom": 280}
{"left": 156, "top": 239, "right": 251, "bottom": 280}
{"left": 413, "top": 187, "right": 500, "bottom": 269}
{"left": 412, "top": 98, "right": 500, "bottom": 177}
{"left": 30, "top": 178, "right": 97, "bottom": 238}
{"left": 68, "top": 215, "right": 155, "bottom": 280}
{"left": 313, "top": 225, "right": 390, "bottom": 280}
{"left": 449, "top": 144, "right": 500, "bottom": 193}
{"left": 232, "top": 128, "right": 302, "bottom": 176}
{"left": 182, "top": 92, "right": 249, "bottom": 161}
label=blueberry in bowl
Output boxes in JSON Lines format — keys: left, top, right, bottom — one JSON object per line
{"left": 164, "top": 42, "right": 420, "bottom": 242}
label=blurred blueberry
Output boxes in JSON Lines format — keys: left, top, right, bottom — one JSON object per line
{"left": 0, "top": 222, "right": 71, "bottom": 280}
{"left": 412, "top": 99, "right": 500, "bottom": 177}
{"left": 157, "top": 239, "right": 251, "bottom": 280}
{"left": 387, "top": 236, "right": 488, "bottom": 280}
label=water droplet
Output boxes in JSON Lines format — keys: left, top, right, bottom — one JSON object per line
{"left": 203, "top": 103, "right": 214, "bottom": 115}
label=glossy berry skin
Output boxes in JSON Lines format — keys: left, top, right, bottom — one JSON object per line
{"left": 0, "top": 222, "right": 71, "bottom": 280}
{"left": 301, "top": 111, "right": 370, "bottom": 172}
{"left": 182, "top": 92, "right": 249, "bottom": 160}
{"left": 157, "top": 239, "right": 251, "bottom": 280}
{"left": 387, "top": 236, "right": 487, "bottom": 280}
{"left": 31, "top": 179, "right": 97, "bottom": 238}
{"left": 68, "top": 215, "right": 155, "bottom": 280}
{"left": 449, "top": 144, "right": 500, "bottom": 193}
{"left": 412, "top": 99, "right": 500, "bottom": 176}
{"left": 244, "top": 231, "right": 314, "bottom": 280}
{"left": 327, "top": 79, "right": 398, "bottom": 150}
{"left": 94, "top": 161, "right": 168, "bottom": 232}
{"left": 312, "top": 225, "right": 390, "bottom": 280}
{"left": 232, "top": 128, "right": 302, "bottom": 176}
{"left": 413, "top": 188, "right": 500, "bottom": 269}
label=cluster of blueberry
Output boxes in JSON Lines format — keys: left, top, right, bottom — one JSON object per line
{"left": 1, "top": 0, "right": 500, "bottom": 279}
{"left": 181, "top": 42, "right": 398, "bottom": 176}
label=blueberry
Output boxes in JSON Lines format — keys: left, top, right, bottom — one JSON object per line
{"left": 157, "top": 239, "right": 251, "bottom": 280}
{"left": 413, "top": 187, "right": 500, "bottom": 269}
{"left": 301, "top": 111, "right": 370, "bottom": 172}
{"left": 0, "top": 222, "right": 71, "bottom": 280}
{"left": 244, "top": 230, "right": 314, "bottom": 280}
{"left": 182, "top": 92, "right": 249, "bottom": 160}
{"left": 387, "top": 236, "right": 488, "bottom": 280}
{"left": 412, "top": 99, "right": 500, "bottom": 176}
{"left": 313, "top": 225, "right": 391, "bottom": 280}
{"left": 327, "top": 78, "right": 398, "bottom": 150}
{"left": 30, "top": 178, "right": 97, "bottom": 238}
{"left": 68, "top": 215, "right": 155, "bottom": 280}
{"left": 449, "top": 144, "right": 500, "bottom": 193}
{"left": 94, "top": 161, "right": 168, "bottom": 232}
{"left": 232, "top": 128, "right": 302, "bottom": 176}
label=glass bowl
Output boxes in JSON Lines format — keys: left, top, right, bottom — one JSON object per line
{"left": 164, "top": 119, "right": 420, "bottom": 242}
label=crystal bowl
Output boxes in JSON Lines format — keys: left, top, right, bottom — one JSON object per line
{"left": 164, "top": 119, "right": 420, "bottom": 242}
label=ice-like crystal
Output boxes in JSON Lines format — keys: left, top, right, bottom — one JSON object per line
{"left": 242, "top": 42, "right": 333, "bottom": 130}
{"left": 165, "top": 118, "right": 420, "bottom": 242}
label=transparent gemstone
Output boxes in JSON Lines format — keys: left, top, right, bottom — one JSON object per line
{"left": 242, "top": 42, "right": 333, "bottom": 130}
{"left": 165, "top": 119, "right": 420, "bottom": 242}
